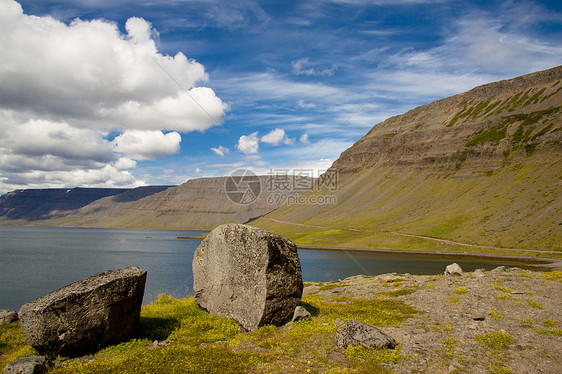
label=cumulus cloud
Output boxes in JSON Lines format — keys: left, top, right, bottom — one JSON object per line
{"left": 112, "top": 130, "right": 181, "bottom": 160}
{"left": 292, "top": 57, "right": 335, "bottom": 77}
{"left": 261, "top": 128, "right": 295, "bottom": 146}
{"left": 115, "top": 157, "right": 137, "bottom": 170}
{"left": 0, "top": 0, "right": 226, "bottom": 192}
{"left": 210, "top": 145, "right": 230, "bottom": 156}
{"left": 236, "top": 132, "right": 259, "bottom": 154}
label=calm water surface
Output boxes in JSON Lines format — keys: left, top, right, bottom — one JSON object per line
{"left": 0, "top": 226, "right": 536, "bottom": 310}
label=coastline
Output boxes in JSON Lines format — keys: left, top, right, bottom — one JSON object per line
{"left": 297, "top": 244, "right": 562, "bottom": 271}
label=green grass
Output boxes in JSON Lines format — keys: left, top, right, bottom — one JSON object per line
{"left": 528, "top": 299, "right": 543, "bottom": 309}
{"left": 1, "top": 294, "right": 418, "bottom": 374}
{"left": 534, "top": 328, "right": 562, "bottom": 337}
{"left": 453, "top": 287, "right": 467, "bottom": 295}
{"left": 488, "top": 310, "right": 503, "bottom": 320}
{"left": 475, "top": 331, "right": 512, "bottom": 349}
{"left": 0, "top": 322, "right": 39, "bottom": 370}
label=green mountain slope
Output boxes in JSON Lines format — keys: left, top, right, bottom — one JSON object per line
{"left": 253, "top": 66, "right": 562, "bottom": 256}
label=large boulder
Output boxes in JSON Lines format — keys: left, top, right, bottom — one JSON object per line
{"left": 335, "top": 319, "right": 398, "bottom": 349}
{"left": 18, "top": 267, "right": 146, "bottom": 357}
{"left": 193, "top": 224, "right": 303, "bottom": 331}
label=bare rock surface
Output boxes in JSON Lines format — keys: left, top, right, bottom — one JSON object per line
{"left": 335, "top": 319, "right": 398, "bottom": 349}
{"left": 292, "top": 306, "right": 311, "bottom": 322}
{"left": 0, "top": 310, "right": 18, "bottom": 325}
{"left": 193, "top": 224, "right": 303, "bottom": 331}
{"left": 304, "top": 266, "right": 562, "bottom": 374}
{"left": 2, "top": 356, "right": 47, "bottom": 374}
{"left": 18, "top": 267, "right": 146, "bottom": 358}
{"left": 444, "top": 262, "right": 463, "bottom": 276}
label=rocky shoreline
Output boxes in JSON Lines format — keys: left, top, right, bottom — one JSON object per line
{"left": 304, "top": 266, "right": 562, "bottom": 374}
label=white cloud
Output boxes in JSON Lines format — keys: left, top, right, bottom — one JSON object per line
{"left": 300, "top": 134, "right": 311, "bottom": 144}
{"left": 210, "top": 145, "right": 230, "bottom": 156}
{"left": 112, "top": 130, "right": 181, "bottom": 160}
{"left": 292, "top": 57, "right": 335, "bottom": 77}
{"left": 115, "top": 157, "right": 137, "bottom": 170}
{"left": 261, "top": 128, "right": 284, "bottom": 145}
{"left": 261, "top": 128, "right": 296, "bottom": 146}
{"left": 236, "top": 132, "right": 259, "bottom": 154}
{"left": 0, "top": 0, "right": 227, "bottom": 192}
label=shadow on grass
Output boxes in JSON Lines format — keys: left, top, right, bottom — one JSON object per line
{"left": 138, "top": 317, "right": 181, "bottom": 341}
{"left": 300, "top": 301, "right": 320, "bottom": 317}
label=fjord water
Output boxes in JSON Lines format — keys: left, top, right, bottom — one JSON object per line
{"left": 0, "top": 226, "right": 531, "bottom": 310}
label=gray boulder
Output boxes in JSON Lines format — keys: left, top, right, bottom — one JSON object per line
{"left": 444, "top": 263, "right": 463, "bottom": 276}
{"left": 2, "top": 356, "right": 47, "bottom": 374}
{"left": 193, "top": 224, "right": 303, "bottom": 331}
{"left": 292, "top": 306, "right": 311, "bottom": 322}
{"left": 0, "top": 309, "right": 18, "bottom": 324}
{"left": 18, "top": 267, "right": 146, "bottom": 357}
{"left": 335, "top": 319, "right": 397, "bottom": 349}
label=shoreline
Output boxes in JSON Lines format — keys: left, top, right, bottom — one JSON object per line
{"left": 297, "top": 245, "right": 562, "bottom": 270}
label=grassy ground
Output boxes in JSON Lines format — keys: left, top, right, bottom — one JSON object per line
{"left": 253, "top": 158, "right": 562, "bottom": 257}
{"left": 1, "top": 294, "right": 417, "bottom": 374}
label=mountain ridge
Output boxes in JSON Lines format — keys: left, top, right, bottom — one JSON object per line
{"left": 253, "top": 66, "right": 562, "bottom": 255}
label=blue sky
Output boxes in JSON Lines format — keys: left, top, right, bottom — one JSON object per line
{"left": 0, "top": 0, "right": 561, "bottom": 193}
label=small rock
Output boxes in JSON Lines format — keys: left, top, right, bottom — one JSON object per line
{"left": 0, "top": 309, "right": 18, "bottom": 325}
{"left": 491, "top": 266, "right": 506, "bottom": 272}
{"left": 445, "top": 263, "right": 463, "bottom": 276}
{"left": 292, "top": 306, "right": 311, "bottom": 322}
{"left": 335, "top": 319, "right": 397, "bottom": 349}
{"left": 3, "top": 356, "right": 48, "bottom": 374}
{"left": 412, "top": 328, "right": 426, "bottom": 334}
{"left": 472, "top": 314, "right": 486, "bottom": 321}
{"left": 334, "top": 318, "right": 344, "bottom": 326}
{"left": 378, "top": 274, "right": 401, "bottom": 283}
{"left": 473, "top": 269, "right": 485, "bottom": 278}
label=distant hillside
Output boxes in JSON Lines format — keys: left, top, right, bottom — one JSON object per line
{"left": 0, "top": 186, "right": 170, "bottom": 221}
{"left": 0, "top": 175, "right": 311, "bottom": 230}
{"left": 253, "top": 66, "right": 562, "bottom": 255}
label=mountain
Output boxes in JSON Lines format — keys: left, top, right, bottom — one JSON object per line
{"left": 0, "top": 186, "right": 170, "bottom": 221}
{"left": 0, "top": 175, "right": 312, "bottom": 230}
{"left": 253, "top": 66, "right": 562, "bottom": 255}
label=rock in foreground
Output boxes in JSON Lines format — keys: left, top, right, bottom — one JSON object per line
{"left": 335, "top": 319, "right": 397, "bottom": 349}
{"left": 18, "top": 267, "right": 146, "bottom": 357}
{"left": 193, "top": 224, "right": 303, "bottom": 331}
{"left": 2, "top": 356, "right": 48, "bottom": 374}
{"left": 0, "top": 309, "right": 18, "bottom": 325}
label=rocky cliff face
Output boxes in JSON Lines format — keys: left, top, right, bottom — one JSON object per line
{"left": 255, "top": 66, "right": 562, "bottom": 253}
{"left": 333, "top": 65, "right": 561, "bottom": 176}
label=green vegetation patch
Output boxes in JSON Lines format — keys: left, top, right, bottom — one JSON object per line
{"left": 475, "top": 331, "right": 512, "bottom": 349}
{"left": 378, "top": 288, "right": 417, "bottom": 297}
{"left": 0, "top": 322, "right": 39, "bottom": 370}
{"left": 466, "top": 123, "right": 508, "bottom": 147}
{"left": 50, "top": 344, "right": 263, "bottom": 374}
{"left": 453, "top": 286, "right": 467, "bottom": 295}
{"left": 139, "top": 295, "right": 239, "bottom": 344}
{"left": 534, "top": 328, "right": 562, "bottom": 337}
{"left": 345, "top": 344, "right": 402, "bottom": 364}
